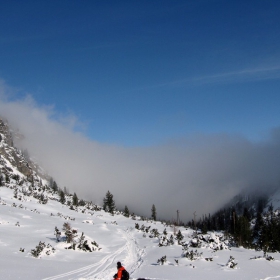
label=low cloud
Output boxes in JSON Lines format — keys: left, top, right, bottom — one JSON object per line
{"left": 1, "top": 86, "right": 280, "bottom": 221}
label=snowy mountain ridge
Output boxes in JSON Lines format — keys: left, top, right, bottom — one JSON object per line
{"left": 1, "top": 118, "right": 280, "bottom": 280}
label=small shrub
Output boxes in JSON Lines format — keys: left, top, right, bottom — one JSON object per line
{"left": 157, "top": 255, "right": 167, "bottom": 265}
{"left": 226, "top": 256, "right": 237, "bottom": 269}
{"left": 182, "top": 249, "right": 203, "bottom": 261}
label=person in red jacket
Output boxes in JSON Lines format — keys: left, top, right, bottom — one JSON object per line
{"left": 114, "top": 262, "right": 125, "bottom": 280}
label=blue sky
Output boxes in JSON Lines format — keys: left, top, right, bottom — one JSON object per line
{"left": 1, "top": 0, "right": 280, "bottom": 146}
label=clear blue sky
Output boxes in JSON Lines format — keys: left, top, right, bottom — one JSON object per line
{"left": 1, "top": 0, "right": 280, "bottom": 146}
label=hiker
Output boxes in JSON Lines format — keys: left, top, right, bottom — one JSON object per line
{"left": 113, "top": 261, "right": 128, "bottom": 280}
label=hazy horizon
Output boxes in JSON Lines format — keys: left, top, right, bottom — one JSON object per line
{"left": 1, "top": 93, "right": 280, "bottom": 221}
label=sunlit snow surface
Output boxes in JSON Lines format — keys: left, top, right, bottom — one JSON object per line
{"left": 1, "top": 187, "right": 280, "bottom": 280}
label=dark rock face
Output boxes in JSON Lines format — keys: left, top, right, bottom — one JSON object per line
{"left": 0, "top": 118, "right": 32, "bottom": 177}
{"left": 0, "top": 119, "right": 13, "bottom": 146}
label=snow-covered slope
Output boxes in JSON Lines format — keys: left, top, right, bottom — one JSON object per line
{"left": 1, "top": 118, "right": 280, "bottom": 280}
{"left": 1, "top": 186, "right": 280, "bottom": 280}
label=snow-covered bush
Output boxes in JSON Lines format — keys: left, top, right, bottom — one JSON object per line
{"left": 149, "top": 228, "right": 159, "bottom": 238}
{"left": 76, "top": 232, "right": 100, "bottom": 252}
{"left": 250, "top": 253, "right": 275, "bottom": 261}
{"left": 31, "top": 241, "right": 55, "bottom": 258}
{"left": 159, "top": 234, "right": 174, "bottom": 247}
{"left": 182, "top": 249, "right": 203, "bottom": 261}
{"left": 226, "top": 256, "right": 237, "bottom": 268}
{"left": 157, "top": 255, "right": 167, "bottom": 265}
{"left": 188, "top": 232, "right": 230, "bottom": 251}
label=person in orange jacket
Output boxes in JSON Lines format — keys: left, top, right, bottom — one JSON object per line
{"left": 114, "top": 262, "right": 125, "bottom": 280}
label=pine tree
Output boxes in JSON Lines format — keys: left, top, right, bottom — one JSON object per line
{"left": 54, "top": 226, "right": 61, "bottom": 242}
{"left": 5, "top": 173, "right": 10, "bottom": 183}
{"left": 103, "top": 191, "right": 115, "bottom": 214}
{"left": 253, "top": 211, "right": 264, "bottom": 244}
{"left": 73, "top": 192, "right": 78, "bottom": 206}
{"left": 169, "top": 234, "right": 174, "bottom": 245}
{"left": 59, "top": 189, "right": 66, "bottom": 204}
{"left": 52, "top": 181, "right": 58, "bottom": 192}
{"left": 64, "top": 186, "right": 68, "bottom": 195}
{"left": 176, "top": 230, "right": 184, "bottom": 245}
{"left": 235, "top": 215, "right": 252, "bottom": 248}
{"left": 243, "top": 207, "right": 251, "bottom": 221}
{"left": 78, "top": 199, "right": 86, "bottom": 206}
{"left": 151, "top": 204, "right": 157, "bottom": 221}
{"left": 62, "top": 222, "right": 77, "bottom": 243}
{"left": 257, "top": 197, "right": 267, "bottom": 213}
{"left": 124, "top": 205, "right": 130, "bottom": 217}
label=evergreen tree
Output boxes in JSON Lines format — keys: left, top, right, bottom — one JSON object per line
{"left": 259, "top": 208, "right": 280, "bottom": 252}
{"left": 49, "top": 177, "right": 54, "bottom": 189}
{"left": 54, "top": 226, "right": 61, "bottom": 242}
{"left": 202, "top": 221, "right": 208, "bottom": 234}
{"left": 62, "top": 222, "right": 77, "bottom": 243}
{"left": 243, "top": 207, "right": 251, "bottom": 221}
{"left": 253, "top": 211, "right": 264, "bottom": 244}
{"left": 268, "top": 217, "right": 280, "bottom": 252}
{"left": 169, "top": 234, "right": 174, "bottom": 245}
{"left": 103, "top": 191, "right": 115, "bottom": 214}
{"left": 229, "top": 209, "right": 236, "bottom": 235}
{"left": 151, "top": 204, "right": 157, "bottom": 221}
{"left": 235, "top": 215, "right": 252, "bottom": 247}
{"left": 5, "top": 173, "right": 10, "bottom": 183}
{"left": 73, "top": 192, "right": 78, "bottom": 206}
{"left": 64, "top": 186, "right": 68, "bottom": 195}
{"left": 124, "top": 205, "right": 130, "bottom": 217}
{"left": 257, "top": 197, "right": 267, "bottom": 213}
{"left": 52, "top": 181, "right": 58, "bottom": 192}
{"left": 176, "top": 230, "right": 184, "bottom": 245}
{"left": 59, "top": 189, "right": 66, "bottom": 204}
{"left": 78, "top": 199, "right": 86, "bottom": 206}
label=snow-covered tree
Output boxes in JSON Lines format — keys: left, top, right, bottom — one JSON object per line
{"left": 176, "top": 230, "right": 184, "bottom": 245}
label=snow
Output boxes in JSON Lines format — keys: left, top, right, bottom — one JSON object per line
{"left": 0, "top": 187, "right": 280, "bottom": 280}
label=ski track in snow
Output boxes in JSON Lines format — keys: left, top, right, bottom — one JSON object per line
{"left": 42, "top": 227, "right": 146, "bottom": 280}
{"left": 123, "top": 228, "right": 146, "bottom": 275}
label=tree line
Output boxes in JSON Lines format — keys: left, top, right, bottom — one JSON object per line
{"left": 192, "top": 197, "right": 280, "bottom": 252}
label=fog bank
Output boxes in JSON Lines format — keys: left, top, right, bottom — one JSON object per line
{"left": 1, "top": 94, "right": 280, "bottom": 221}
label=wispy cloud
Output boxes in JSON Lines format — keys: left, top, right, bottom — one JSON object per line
{"left": 191, "top": 65, "right": 280, "bottom": 85}
{"left": 118, "top": 64, "right": 280, "bottom": 95}
{"left": 1, "top": 82, "right": 280, "bottom": 221}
